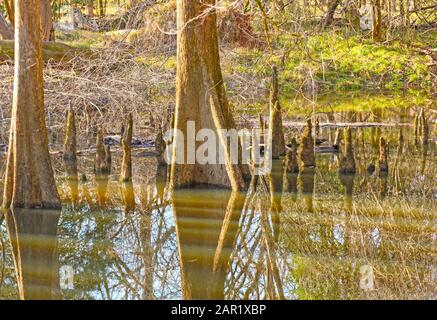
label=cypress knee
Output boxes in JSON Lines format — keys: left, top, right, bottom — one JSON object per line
{"left": 120, "top": 114, "right": 133, "bottom": 182}
{"left": 63, "top": 107, "right": 78, "bottom": 178}
{"left": 268, "top": 66, "right": 286, "bottom": 159}
{"left": 63, "top": 107, "right": 78, "bottom": 203}
{"left": 284, "top": 138, "right": 299, "bottom": 173}
{"left": 155, "top": 124, "right": 166, "bottom": 165}
{"left": 95, "top": 128, "right": 110, "bottom": 178}
{"left": 297, "top": 119, "right": 315, "bottom": 171}
{"left": 259, "top": 114, "right": 265, "bottom": 146}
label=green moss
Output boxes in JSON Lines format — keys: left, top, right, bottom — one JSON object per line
{"left": 223, "top": 30, "right": 433, "bottom": 98}
{"left": 55, "top": 30, "right": 106, "bottom": 48}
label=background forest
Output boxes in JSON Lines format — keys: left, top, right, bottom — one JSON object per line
{"left": 1, "top": 0, "right": 436, "bottom": 148}
{"left": 0, "top": 0, "right": 435, "bottom": 301}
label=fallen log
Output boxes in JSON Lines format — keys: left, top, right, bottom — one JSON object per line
{"left": 239, "top": 119, "right": 415, "bottom": 129}
{"left": 0, "top": 40, "right": 86, "bottom": 62}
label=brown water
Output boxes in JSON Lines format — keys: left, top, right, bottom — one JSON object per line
{"left": 0, "top": 106, "right": 436, "bottom": 300}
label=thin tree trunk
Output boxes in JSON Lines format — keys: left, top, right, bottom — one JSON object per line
{"left": 63, "top": 107, "right": 78, "bottom": 204}
{"left": 322, "top": 0, "right": 341, "bottom": 28}
{"left": 120, "top": 114, "right": 133, "bottom": 182}
{"left": 0, "top": 11, "right": 13, "bottom": 39}
{"left": 40, "top": 0, "right": 53, "bottom": 41}
{"left": 1, "top": 1, "right": 54, "bottom": 41}
{"left": 373, "top": 0, "right": 382, "bottom": 41}
{"left": 87, "top": 0, "right": 94, "bottom": 17}
{"left": 2, "top": 0, "right": 14, "bottom": 28}
{"left": 268, "top": 66, "right": 286, "bottom": 159}
{"left": 400, "top": 0, "right": 405, "bottom": 25}
{"left": 98, "top": 0, "right": 104, "bottom": 16}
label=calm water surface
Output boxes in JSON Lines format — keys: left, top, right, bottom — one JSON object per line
{"left": 0, "top": 103, "right": 436, "bottom": 300}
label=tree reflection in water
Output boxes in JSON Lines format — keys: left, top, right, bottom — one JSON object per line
{"left": 4, "top": 209, "right": 61, "bottom": 300}
{"left": 0, "top": 113, "right": 435, "bottom": 300}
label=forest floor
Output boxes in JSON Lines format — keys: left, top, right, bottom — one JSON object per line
{"left": 55, "top": 25, "right": 437, "bottom": 108}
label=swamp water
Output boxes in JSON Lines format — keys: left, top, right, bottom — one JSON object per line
{"left": 0, "top": 101, "right": 436, "bottom": 300}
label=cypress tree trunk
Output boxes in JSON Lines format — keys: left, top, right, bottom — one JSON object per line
{"left": 171, "top": 0, "right": 245, "bottom": 191}
{"left": 2, "top": 0, "right": 61, "bottom": 300}
{"left": 2, "top": 0, "right": 60, "bottom": 210}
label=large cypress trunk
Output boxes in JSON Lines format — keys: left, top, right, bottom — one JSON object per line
{"left": 3, "top": 1, "right": 61, "bottom": 300}
{"left": 171, "top": 0, "right": 245, "bottom": 191}
{"left": 2, "top": 0, "right": 60, "bottom": 210}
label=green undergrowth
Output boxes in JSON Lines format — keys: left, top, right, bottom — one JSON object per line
{"left": 227, "top": 30, "right": 434, "bottom": 95}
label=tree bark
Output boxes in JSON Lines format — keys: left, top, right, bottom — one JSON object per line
{"left": 98, "top": 0, "right": 104, "bottom": 16}
{"left": 120, "top": 114, "right": 133, "bottom": 182}
{"left": 87, "top": 0, "right": 94, "bottom": 17}
{"left": 322, "top": 0, "right": 341, "bottom": 28}
{"left": 40, "top": 0, "right": 53, "bottom": 41}
{"left": 171, "top": 0, "right": 245, "bottom": 191}
{"left": 373, "top": 0, "right": 382, "bottom": 41}
{"left": 0, "top": 11, "right": 13, "bottom": 39}
{"left": 2, "top": 0, "right": 60, "bottom": 210}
